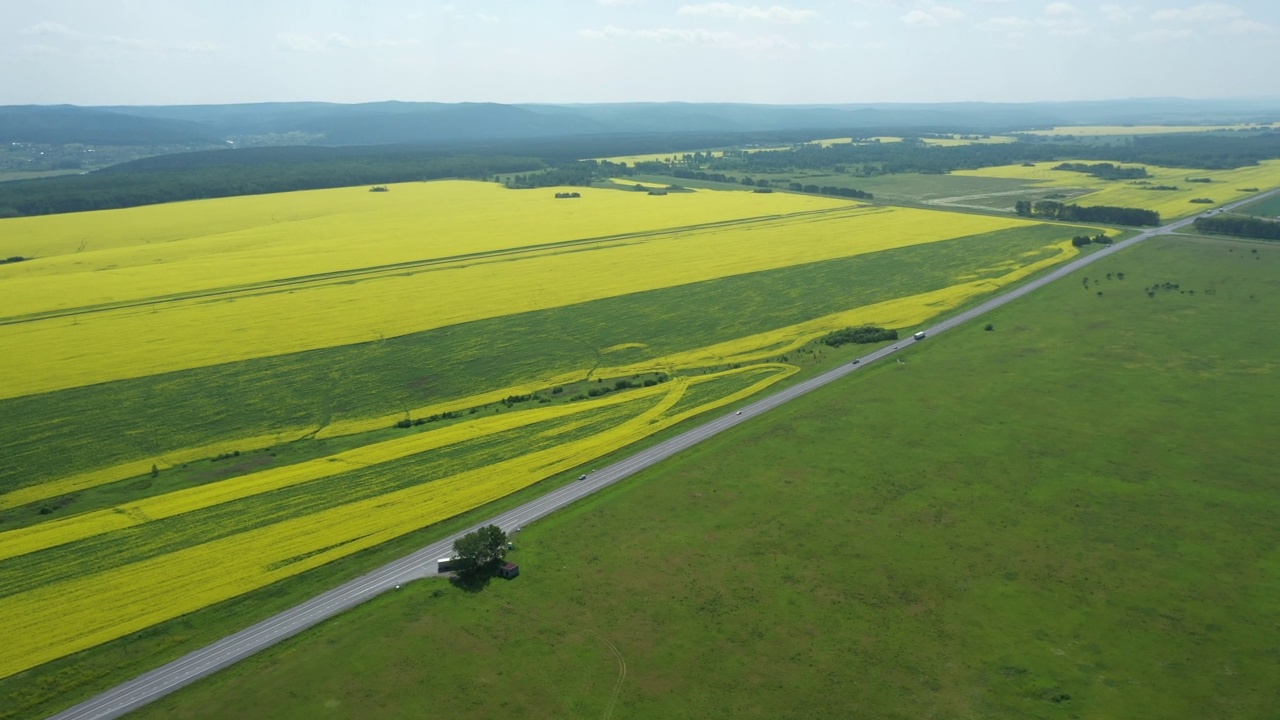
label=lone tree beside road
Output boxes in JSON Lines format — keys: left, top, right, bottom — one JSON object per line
{"left": 452, "top": 524, "right": 509, "bottom": 576}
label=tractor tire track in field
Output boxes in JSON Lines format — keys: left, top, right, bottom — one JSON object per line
{"left": 484, "top": 589, "right": 627, "bottom": 720}
{"left": 0, "top": 205, "right": 864, "bottom": 328}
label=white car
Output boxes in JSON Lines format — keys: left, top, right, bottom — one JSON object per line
{"left": 735, "top": 411, "right": 742, "bottom": 415}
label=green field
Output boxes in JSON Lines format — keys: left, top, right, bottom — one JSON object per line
{"left": 128, "top": 234, "right": 1280, "bottom": 719}
{"left": 1239, "top": 193, "right": 1280, "bottom": 217}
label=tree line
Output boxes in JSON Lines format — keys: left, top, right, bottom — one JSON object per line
{"left": 821, "top": 326, "right": 898, "bottom": 347}
{"left": 615, "top": 131, "right": 1280, "bottom": 180}
{"left": 0, "top": 147, "right": 543, "bottom": 218}
{"left": 1193, "top": 215, "right": 1280, "bottom": 240}
{"left": 1016, "top": 200, "right": 1160, "bottom": 226}
{"left": 1053, "top": 162, "right": 1149, "bottom": 180}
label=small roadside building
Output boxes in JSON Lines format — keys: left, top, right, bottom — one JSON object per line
{"left": 498, "top": 562, "right": 520, "bottom": 580}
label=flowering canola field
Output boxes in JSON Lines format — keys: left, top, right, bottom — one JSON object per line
{"left": 0, "top": 365, "right": 795, "bottom": 678}
{"left": 0, "top": 179, "right": 1098, "bottom": 680}
{"left": 954, "top": 160, "right": 1280, "bottom": 220}
{"left": 0, "top": 194, "right": 1028, "bottom": 400}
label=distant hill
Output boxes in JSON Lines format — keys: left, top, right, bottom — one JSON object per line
{"left": 0, "top": 106, "right": 220, "bottom": 145}
{"left": 12, "top": 97, "right": 1271, "bottom": 149}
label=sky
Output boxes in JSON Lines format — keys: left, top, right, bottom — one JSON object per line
{"left": 2, "top": 1, "right": 1277, "bottom": 106}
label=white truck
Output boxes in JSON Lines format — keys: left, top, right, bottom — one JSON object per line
{"left": 913, "top": 331, "right": 927, "bottom": 340}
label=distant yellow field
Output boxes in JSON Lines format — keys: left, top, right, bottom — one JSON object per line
{"left": 1021, "top": 123, "right": 1280, "bottom": 136}
{"left": 920, "top": 135, "right": 1018, "bottom": 147}
{"left": 600, "top": 150, "right": 728, "bottom": 165}
{"left": 0, "top": 201, "right": 1032, "bottom": 400}
{"left": 954, "top": 160, "right": 1280, "bottom": 220}
{"left": 853, "top": 136, "right": 1016, "bottom": 146}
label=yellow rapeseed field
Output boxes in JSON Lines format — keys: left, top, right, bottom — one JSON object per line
{"left": 0, "top": 180, "right": 849, "bottom": 320}
{"left": 0, "top": 380, "right": 684, "bottom": 561}
{"left": 0, "top": 202, "right": 1030, "bottom": 400}
{"left": 0, "top": 224, "right": 1080, "bottom": 512}
{"left": 599, "top": 239, "right": 1077, "bottom": 375}
{"left": 0, "top": 365, "right": 795, "bottom": 679}
{"left": 954, "top": 160, "right": 1280, "bottom": 220}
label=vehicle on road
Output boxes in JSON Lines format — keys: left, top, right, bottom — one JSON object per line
{"left": 735, "top": 411, "right": 742, "bottom": 415}
{"left": 578, "top": 474, "right": 587, "bottom": 481}
{"left": 851, "top": 359, "right": 859, "bottom": 365}
{"left": 913, "top": 331, "right": 926, "bottom": 340}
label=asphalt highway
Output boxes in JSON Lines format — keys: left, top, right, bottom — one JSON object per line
{"left": 47, "top": 190, "right": 1278, "bottom": 720}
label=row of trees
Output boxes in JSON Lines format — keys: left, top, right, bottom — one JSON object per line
{"left": 787, "top": 183, "right": 873, "bottom": 199}
{"left": 1052, "top": 162, "right": 1149, "bottom": 180}
{"left": 1071, "top": 233, "right": 1113, "bottom": 247}
{"left": 1193, "top": 215, "right": 1280, "bottom": 240}
{"left": 821, "top": 326, "right": 898, "bottom": 347}
{"left": 1015, "top": 200, "right": 1160, "bottom": 226}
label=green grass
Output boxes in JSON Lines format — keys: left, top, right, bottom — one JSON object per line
{"left": 127, "top": 234, "right": 1280, "bottom": 719}
{"left": 1238, "top": 193, "right": 1280, "bottom": 217}
{"left": 0, "top": 223, "right": 1083, "bottom": 500}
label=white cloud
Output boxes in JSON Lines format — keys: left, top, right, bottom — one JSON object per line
{"left": 1100, "top": 4, "right": 1135, "bottom": 23}
{"left": 901, "top": 4, "right": 962, "bottom": 26}
{"left": 20, "top": 21, "right": 80, "bottom": 37}
{"left": 1151, "top": 3, "right": 1242, "bottom": 23}
{"left": 978, "top": 15, "right": 1032, "bottom": 32}
{"left": 20, "top": 21, "right": 223, "bottom": 54}
{"left": 1131, "top": 27, "right": 1194, "bottom": 41}
{"left": 1218, "top": 18, "right": 1271, "bottom": 34}
{"left": 979, "top": 8, "right": 1089, "bottom": 38}
{"left": 677, "top": 3, "right": 818, "bottom": 24}
{"left": 275, "top": 33, "right": 413, "bottom": 53}
{"left": 1148, "top": 3, "right": 1272, "bottom": 35}
{"left": 597, "top": 0, "right": 641, "bottom": 5}
{"left": 906, "top": 2, "right": 962, "bottom": 25}
{"left": 901, "top": 9, "right": 938, "bottom": 25}
{"left": 578, "top": 24, "right": 793, "bottom": 49}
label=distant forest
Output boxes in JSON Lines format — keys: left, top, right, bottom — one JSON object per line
{"left": 0, "top": 147, "right": 541, "bottom": 217}
{"left": 1, "top": 129, "right": 1279, "bottom": 219}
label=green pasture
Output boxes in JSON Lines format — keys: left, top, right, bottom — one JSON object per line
{"left": 1238, "top": 193, "right": 1280, "bottom": 217}
{"left": 127, "top": 234, "right": 1279, "bottom": 719}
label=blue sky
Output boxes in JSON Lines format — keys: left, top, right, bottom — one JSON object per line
{"left": 3, "top": 1, "right": 1277, "bottom": 105}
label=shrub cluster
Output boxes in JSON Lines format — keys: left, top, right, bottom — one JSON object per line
{"left": 821, "top": 325, "right": 898, "bottom": 347}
